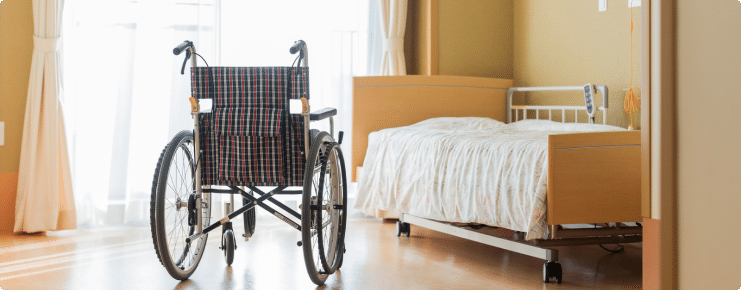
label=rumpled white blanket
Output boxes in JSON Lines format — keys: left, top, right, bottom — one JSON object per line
{"left": 354, "top": 117, "right": 625, "bottom": 240}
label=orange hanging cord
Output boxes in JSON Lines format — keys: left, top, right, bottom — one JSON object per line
{"left": 624, "top": 7, "right": 641, "bottom": 129}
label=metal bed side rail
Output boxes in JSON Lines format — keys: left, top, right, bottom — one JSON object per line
{"left": 506, "top": 85, "right": 609, "bottom": 124}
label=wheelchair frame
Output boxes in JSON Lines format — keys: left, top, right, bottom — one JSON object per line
{"left": 151, "top": 40, "right": 347, "bottom": 286}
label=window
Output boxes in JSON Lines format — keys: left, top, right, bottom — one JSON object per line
{"left": 63, "top": 0, "right": 367, "bottom": 226}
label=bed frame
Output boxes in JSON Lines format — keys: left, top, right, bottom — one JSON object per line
{"left": 352, "top": 75, "right": 642, "bottom": 283}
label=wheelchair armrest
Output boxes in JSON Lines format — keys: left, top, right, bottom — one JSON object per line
{"left": 309, "top": 107, "right": 337, "bottom": 121}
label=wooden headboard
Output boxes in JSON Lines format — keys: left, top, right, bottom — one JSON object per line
{"left": 351, "top": 76, "right": 514, "bottom": 181}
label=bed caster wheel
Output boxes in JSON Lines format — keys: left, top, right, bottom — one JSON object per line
{"left": 222, "top": 229, "right": 236, "bottom": 266}
{"left": 543, "top": 261, "right": 562, "bottom": 284}
{"left": 396, "top": 221, "right": 410, "bottom": 237}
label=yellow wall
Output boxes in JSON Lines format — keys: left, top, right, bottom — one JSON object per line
{"left": 405, "top": 0, "right": 513, "bottom": 79}
{"left": 513, "top": 1, "right": 641, "bottom": 129}
{"left": 405, "top": 1, "right": 639, "bottom": 128}
{"left": 0, "top": 0, "right": 34, "bottom": 232}
{"left": 675, "top": 1, "right": 741, "bottom": 289}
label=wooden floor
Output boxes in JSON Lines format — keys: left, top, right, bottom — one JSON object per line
{"left": 0, "top": 217, "right": 642, "bottom": 289}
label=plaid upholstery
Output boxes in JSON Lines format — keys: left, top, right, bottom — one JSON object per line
{"left": 192, "top": 66, "right": 309, "bottom": 186}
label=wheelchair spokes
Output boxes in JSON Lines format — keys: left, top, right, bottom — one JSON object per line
{"left": 151, "top": 130, "right": 211, "bottom": 280}
{"left": 301, "top": 132, "right": 347, "bottom": 285}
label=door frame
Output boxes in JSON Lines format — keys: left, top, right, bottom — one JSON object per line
{"left": 641, "top": 0, "right": 676, "bottom": 289}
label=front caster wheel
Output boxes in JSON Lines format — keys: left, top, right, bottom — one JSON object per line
{"left": 396, "top": 221, "right": 410, "bottom": 237}
{"left": 543, "top": 261, "right": 562, "bottom": 284}
{"left": 222, "top": 229, "right": 236, "bottom": 266}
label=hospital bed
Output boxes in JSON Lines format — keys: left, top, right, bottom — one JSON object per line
{"left": 351, "top": 76, "right": 642, "bottom": 283}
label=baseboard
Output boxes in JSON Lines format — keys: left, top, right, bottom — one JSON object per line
{"left": 643, "top": 217, "right": 660, "bottom": 290}
{"left": 0, "top": 173, "right": 19, "bottom": 233}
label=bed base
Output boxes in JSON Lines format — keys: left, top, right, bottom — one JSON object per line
{"left": 399, "top": 213, "right": 642, "bottom": 283}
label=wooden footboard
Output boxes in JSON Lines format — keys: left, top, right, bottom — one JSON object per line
{"left": 547, "top": 131, "right": 641, "bottom": 225}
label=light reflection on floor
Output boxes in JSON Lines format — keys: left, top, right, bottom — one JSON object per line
{"left": 0, "top": 216, "right": 642, "bottom": 290}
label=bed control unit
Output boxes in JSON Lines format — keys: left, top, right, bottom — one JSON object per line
{"left": 583, "top": 83, "right": 596, "bottom": 124}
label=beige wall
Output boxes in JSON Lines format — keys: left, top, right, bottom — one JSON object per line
{"left": 405, "top": 0, "right": 427, "bottom": 75}
{"left": 0, "top": 0, "right": 33, "bottom": 232}
{"left": 675, "top": 1, "right": 741, "bottom": 289}
{"left": 513, "top": 1, "right": 641, "bottom": 129}
{"left": 437, "top": 0, "right": 512, "bottom": 79}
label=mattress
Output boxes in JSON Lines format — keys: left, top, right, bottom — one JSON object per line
{"left": 354, "top": 117, "right": 625, "bottom": 240}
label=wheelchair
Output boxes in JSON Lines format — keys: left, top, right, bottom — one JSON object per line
{"left": 150, "top": 40, "right": 347, "bottom": 285}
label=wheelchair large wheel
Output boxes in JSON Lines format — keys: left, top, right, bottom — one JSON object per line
{"left": 301, "top": 131, "right": 347, "bottom": 285}
{"left": 150, "top": 130, "right": 211, "bottom": 280}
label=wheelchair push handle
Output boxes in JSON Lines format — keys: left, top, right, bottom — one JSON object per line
{"left": 290, "top": 40, "right": 309, "bottom": 67}
{"left": 289, "top": 40, "right": 306, "bottom": 55}
{"left": 174, "top": 40, "right": 199, "bottom": 75}
{"left": 173, "top": 40, "right": 193, "bottom": 56}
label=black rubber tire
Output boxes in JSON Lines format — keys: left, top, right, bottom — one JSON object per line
{"left": 331, "top": 145, "right": 348, "bottom": 271}
{"left": 150, "top": 144, "right": 168, "bottom": 266}
{"left": 336, "top": 251, "right": 344, "bottom": 269}
{"left": 301, "top": 131, "right": 346, "bottom": 285}
{"left": 150, "top": 130, "right": 210, "bottom": 280}
{"left": 543, "top": 261, "right": 562, "bottom": 284}
{"left": 599, "top": 243, "right": 625, "bottom": 253}
{"left": 396, "top": 221, "right": 410, "bottom": 237}
{"left": 543, "top": 263, "right": 549, "bottom": 283}
{"left": 242, "top": 194, "right": 256, "bottom": 238}
{"left": 223, "top": 229, "right": 235, "bottom": 266}
{"left": 310, "top": 129, "right": 321, "bottom": 144}
{"left": 329, "top": 143, "right": 348, "bottom": 270}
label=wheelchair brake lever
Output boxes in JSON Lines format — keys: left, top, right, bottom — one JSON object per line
{"left": 180, "top": 50, "right": 192, "bottom": 75}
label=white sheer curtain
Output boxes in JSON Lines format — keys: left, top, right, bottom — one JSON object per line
{"left": 15, "top": 0, "right": 77, "bottom": 233}
{"left": 366, "top": 0, "right": 405, "bottom": 76}
{"left": 367, "top": 0, "right": 384, "bottom": 76}
{"left": 63, "top": 0, "right": 217, "bottom": 226}
{"left": 219, "top": 0, "right": 366, "bottom": 132}
{"left": 378, "top": 0, "right": 407, "bottom": 76}
{"left": 218, "top": 0, "right": 368, "bottom": 214}
{"left": 63, "top": 0, "right": 367, "bottom": 226}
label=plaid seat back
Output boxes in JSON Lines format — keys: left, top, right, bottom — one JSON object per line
{"left": 191, "top": 66, "right": 308, "bottom": 187}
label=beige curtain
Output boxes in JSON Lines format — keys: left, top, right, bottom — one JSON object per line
{"left": 378, "top": 0, "right": 407, "bottom": 75}
{"left": 15, "top": 0, "right": 76, "bottom": 233}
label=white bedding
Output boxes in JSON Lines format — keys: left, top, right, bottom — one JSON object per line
{"left": 354, "top": 117, "right": 625, "bottom": 240}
